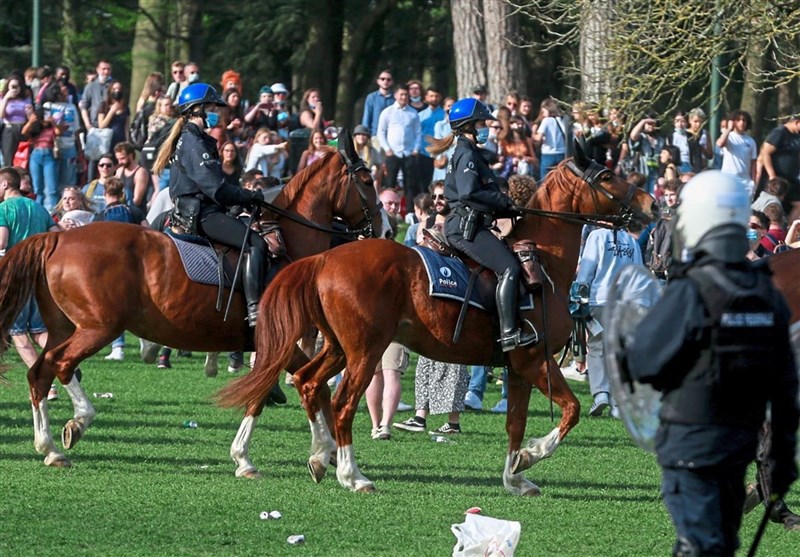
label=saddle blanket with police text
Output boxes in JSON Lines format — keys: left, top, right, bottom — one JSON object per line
{"left": 168, "top": 234, "right": 235, "bottom": 288}
{"left": 412, "top": 246, "right": 534, "bottom": 312}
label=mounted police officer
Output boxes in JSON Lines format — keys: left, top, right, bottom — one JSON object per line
{"left": 428, "top": 97, "right": 536, "bottom": 352}
{"left": 152, "top": 83, "right": 266, "bottom": 326}
{"left": 624, "top": 171, "right": 799, "bottom": 556}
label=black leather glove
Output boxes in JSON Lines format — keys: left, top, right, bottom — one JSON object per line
{"left": 248, "top": 188, "right": 265, "bottom": 209}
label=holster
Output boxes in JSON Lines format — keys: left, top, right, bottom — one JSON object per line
{"left": 513, "top": 240, "right": 543, "bottom": 291}
{"left": 455, "top": 206, "right": 492, "bottom": 242}
{"left": 170, "top": 195, "right": 202, "bottom": 235}
{"left": 254, "top": 220, "right": 287, "bottom": 259}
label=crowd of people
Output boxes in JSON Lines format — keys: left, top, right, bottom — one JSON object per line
{"left": 2, "top": 57, "right": 799, "bottom": 554}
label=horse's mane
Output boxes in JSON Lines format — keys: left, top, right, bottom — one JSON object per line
{"left": 282, "top": 151, "right": 342, "bottom": 203}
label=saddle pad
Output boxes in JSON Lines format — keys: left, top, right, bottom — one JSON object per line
{"left": 168, "top": 234, "right": 233, "bottom": 288}
{"left": 412, "top": 246, "right": 535, "bottom": 311}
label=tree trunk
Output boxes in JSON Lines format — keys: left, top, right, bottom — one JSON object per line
{"left": 130, "top": 0, "right": 166, "bottom": 114}
{"left": 483, "top": 0, "right": 524, "bottom": 105}
{"left": 451, "top": 0, "right": 487, "bottom": 99}
{"left": 61, "top": 0, "right": 79, "bottom": 70}
{"left": 335, "top": 0, "right": 397, "bottom": 130}
{"left": 301, "top": 0, "right": 344, "bottom": 121}
{"left": 740, "top": 35, "right": 770, "bottom": 140}
{"left": 579, "top": 0, "right": 612, "bottom": 104}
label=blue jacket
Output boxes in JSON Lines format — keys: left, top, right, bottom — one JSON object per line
{"left": 361, "top": 90, "right": 394, "bottom": 136}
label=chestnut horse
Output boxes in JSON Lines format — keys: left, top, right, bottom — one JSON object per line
{"left": 218, "top": 151, "right": 656, "bottom": 495}
{"left": 769, "top": 249, "right": 800, "bottom": 344}
{"left": 0, "top": 134, "right": 383, "bottom": 471}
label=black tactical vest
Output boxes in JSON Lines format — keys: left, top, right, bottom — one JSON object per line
{"left": 660, "top": 263, "right": 784, "bottom": 427}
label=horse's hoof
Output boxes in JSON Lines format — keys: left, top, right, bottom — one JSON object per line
{"left": 522, "top": 486, "right": 542, "bottom": 497}
{"left": 204, "top": 356, "right": 218, "bottom": 378}
{"left": 62, "top": 421, "right": 83, "bottom": 450}
{"left": 307, "top": 459, "right": 327, "bottom": 484}
{"left": 511, "top": 451, "right": 533, "bottom": 475}
{"left": 140, "top": 340, "right": 161, "bottom": 364}
{"left": 356, "top": 484, "right": 377, "bottom": 493}
{"left": 240, "top": 470, "right": 263, "bottom": 480}
{"left": 44, "top": 454, "right": 72, "bottom": 468}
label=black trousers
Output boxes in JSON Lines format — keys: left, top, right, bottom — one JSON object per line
{"left": 200, "top": 210, "right": 265, "bottom": 256}
{"left": 444, "top": 214, "right": 518, "bottom": 276}
{"left": 384, "top": 154, "right": 419, "bottom": 212}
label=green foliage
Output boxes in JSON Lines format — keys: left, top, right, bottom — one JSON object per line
{"left": 0, "top": 341, "right": 798, "bottom": 555}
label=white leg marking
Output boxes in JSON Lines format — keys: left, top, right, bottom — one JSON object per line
{"left": 523, "top": 427, "right": 561, "bottom": 464}
{"left": 231, "top": 415, "right": 259, "bottom": 477}
{"left": 502, "top": 453, "right": 541, "bottom": 496}
{"left": 63, "top": 375, "right": 96, "bottom": 431}
{"left": 336, "top": 445, "right": 374, "bottom": 492}
{"left": 31, "top": 400, "right": 67, "bottom": 466}
{"left": 309, "top": 410, "right": 335, "bottom": 466}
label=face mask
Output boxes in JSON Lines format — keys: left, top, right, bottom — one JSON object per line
{"left": 188, "top": 72, "right": 199, "bottom": 83}
{"left": 111, "top": 91, "right": 123, "bottom": 101}
{"left": 205, "top": 112, "right": 219, "bottom": 128}
{"left": 746, "top": 228, "right": 758, "bottom": 242}
{"left": 98, "top": 75, "right": 110, "bottom": 84}
{"left": 475, "top": 127, "right": 490, "bottom": 144}
{"left": 410, "top": 95, "right": 421, "bottom": 103}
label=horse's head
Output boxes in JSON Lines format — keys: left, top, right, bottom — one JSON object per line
{"left": 335, "top": 128, "right": 384, "bottom": 238}
{"left": 557, "top": 141, "right": 656, "bottom": 225}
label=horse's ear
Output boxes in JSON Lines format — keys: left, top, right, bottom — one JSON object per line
{"left": 572, "top": 138, "right": 589, "bottom": 169}
{"left": 339, "top": 128, "right": 356, "bottom": 160}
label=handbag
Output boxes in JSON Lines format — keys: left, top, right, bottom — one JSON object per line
{"left": 84, "top": 127, "right": 114, "bottom": 160}
{"left": 13, "top": 140, "right": 31, "bottom": 169}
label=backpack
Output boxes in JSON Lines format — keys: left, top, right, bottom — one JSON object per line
{"left": 129, "top": 104, "right": 154, "bottom": 150}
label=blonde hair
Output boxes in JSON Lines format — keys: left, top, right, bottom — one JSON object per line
{"left": 152, "top": 118, "right": 186, "bottom": 175}
{"left": 53, "top": 186, "right": 93, "bottom": 215}
{"left": 427, "top": 133, "right": 456, "bottom": 157}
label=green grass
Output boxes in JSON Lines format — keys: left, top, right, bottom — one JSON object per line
{"left": 0, "top": 342, "right": 797, "bottom": 556}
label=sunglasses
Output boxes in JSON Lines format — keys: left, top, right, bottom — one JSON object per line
{"left": 98, "top": 162, "right": 114, "bottom": 168}
{"left": 433, "top": 194, "right": 446, "bottom": 201}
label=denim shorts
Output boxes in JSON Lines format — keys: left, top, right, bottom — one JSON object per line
{"left": 9, "top": 297, "right": 47, "bottom": 336}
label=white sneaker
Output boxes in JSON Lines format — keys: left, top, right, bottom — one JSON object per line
{"left": 589, "top": 392, "right": 610, "bottom": 416}
{"left": 396, "top": 401, "right": 413, "bottom": 412}
{"left": 464, "top": 391, "right": 483, "bottom": 411}
{"left": 105, "top": 347, "right": 124, "bottom": 361}
{"left": 491, "top": 398, "right": 508, "bottom": 413}
{"left": 561, "top": 363, "right": 587, "bottom": 382}
{"left": 610, "top": 405, "right": 621, "bottom": 420}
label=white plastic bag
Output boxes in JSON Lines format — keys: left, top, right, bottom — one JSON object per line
{"left": 452, "top": 513, "right": 521, "bottom": 557}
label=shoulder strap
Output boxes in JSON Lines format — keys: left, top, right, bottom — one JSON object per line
{"left": 85, "top": 180, "right": 98, "bottom": 197}
{"left": 686, "top": 265, "right": 738, "bottom": 324}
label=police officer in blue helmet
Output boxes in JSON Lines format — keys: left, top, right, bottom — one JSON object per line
{"left": 428, "top": 97, "right": 536, "bottom": 351}
{"left": 153, "top": 83, "right": 267, "bottom": 327}
{"left": 625, "top": 171, "right": 799, "bottom": 555}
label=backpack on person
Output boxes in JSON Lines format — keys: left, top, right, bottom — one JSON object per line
{"left": 129, "top": 104, "right": 154, "bottom": 150}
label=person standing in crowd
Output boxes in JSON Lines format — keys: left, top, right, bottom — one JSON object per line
{"left": 299, "top": 88, "right": 324, "bottom": 132}
{"left": 152, "top": 83, "right": 265, "bottom": 326}
{"left": 83, "top": 153, "right": 116, "bottom": 211}
{"left": 757, "top": 111, "right": 800, "bottom": 222}
{"left": 54, "top": 66, "right": 79, "bottom": 105}
{"left": 164, "top": 61, "right": 186, "bottom": 104}
{"left": 114, "top": 142, "right": 151, "bottom": 214}
{"left": 572, "top": 221, "right": 642, "bottom": 417}
{"left": 352, "top": 124, "right": 383, "bottom": 187}
{"left": 407, "top": 80, "right": 427, "bottom": 112}
{"left": 0, "top": 167, "right": 61, "bottom": 398}
{"left": 533, "top": 98, "right": 567, "bottom": 181}
{"left": 98, "top": 80, "right": 130, "bottom": 150}
{"left": 79, "top": 59, "right": 112, "bottom": 181}
{"left": 718, "top": 109, "right": 758, "bottom": 195}
{"left": 429, "top": 97, "right": 535, "bottom": 352}
{"left": 361, "top": 70, "right": 395, "bottom": 141}
{"left": 628, "top": 114, "right": 664, "bottom": 195}
{"left": 366, "top": 341, "right": 410, "bottom": 441}
{"left": 646, "top": 179, "right": 680, "bottom": 283}
{"left": 686, "top": 107, "right": 712, "bottom": 173}
{"left": 377, "top": 83, "right": 421, "bottom": 213}
{"left": 1, "top": 75, "right": 34, "bottom": 168}
{"left": 44, "top": 78, "right": 81, "bottom": 191}
{"left": 24, "top": 86, "right": 62, "bottom": 212}
{"left": 624, "top": 171, "right": 798, "bottom": 556}
{"left": 667, "top": 111, "right": 693, "bottom": 174}
{"left": 416, "top": 86, "right": 445, "bottom": 190}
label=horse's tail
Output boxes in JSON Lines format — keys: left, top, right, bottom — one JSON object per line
{"left": 216, "top": 256, "right": 325, "bottom": 410}
{"left": 0, "top": 233, "right": 56, "bottom": 375}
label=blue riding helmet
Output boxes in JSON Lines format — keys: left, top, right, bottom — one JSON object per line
{"left": 449, "top": 98, "right": 496, "bottom": 130}
{"left": 178, "top": 83, "right": 227, "bottom": 114}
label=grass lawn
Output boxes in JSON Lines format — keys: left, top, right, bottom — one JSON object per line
{"left": 0, "top": 342, "right": 797, "bottom": 556}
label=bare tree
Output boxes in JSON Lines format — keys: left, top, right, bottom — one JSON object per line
{"left": 511, "top": 0, "right": 800, "bottom": 119}
{"left": 484, "top": 0, "right": 525, "bottom": 105}
{"left": 452, "top": 0, "right": 488, "bottom": 99}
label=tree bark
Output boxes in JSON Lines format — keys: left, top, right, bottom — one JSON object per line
{"left": 451, "top": 0, "right": 487, "bottom": 99}
{"left": 484, "top": 0, "right": 524, "bottom": 105}
{"left": 740, "top": 35, "right": 770, "bottom": 139}
{"left": 61, "top": 0, "right": 79, "bottom": 70}
{"left": 130, "top": 0, "right": 166, "bottom": 114}
{"left": 300, "top": 0, "right": 345, "bottom": 120}
{"left": 579, "top": 0, "right": 612, "bottom": 104}
{"left": 335, "top": 0, "right": 397, "bottom": 130}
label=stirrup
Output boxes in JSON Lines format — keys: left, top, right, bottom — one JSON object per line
{"left": 247, "top": 308, "right": 258, "bottom": 328}
{"left": 499, "top": 319, "right": 538, "bottom": 352}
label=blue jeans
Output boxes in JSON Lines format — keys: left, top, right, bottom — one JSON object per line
{"left": 112, "top": 333, "right": 125, "bottom": 349}
{"left": 10, "top": 297, "right": 47, "bottom": 336}
{"left": 500, "top": 368, "right": 508, "bottom": 399}
{"left": 58, "top": 144, "right": 78, "bottom": 188}
{"left": 30, "top": 147, "right": 59, "bottom": 211}
{"left": 539, "top": 153, "right": 564, "bottom": 181}
{"left": 468, "top": 366, "right": 490, "bottom": 400}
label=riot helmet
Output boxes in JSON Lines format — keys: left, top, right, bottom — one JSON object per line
{"left": 675, "top": 171, "right": 750, "bottom": 262}
{"left": 448, "top": 98, "right": 496, "bottom": 133}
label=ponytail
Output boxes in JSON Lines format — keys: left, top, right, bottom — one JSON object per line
{"left": 152, "top": 118, "right": 186, "bottom": 175}
{"left": 426, "top": 133, "right": 456, "bottom": 157}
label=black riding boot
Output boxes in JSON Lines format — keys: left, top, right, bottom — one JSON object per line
{"left": 496, "top": 268, "right": 537, "bottom": 352}
{"left": 243, "top": 247, "right": 266, "bottom": 327}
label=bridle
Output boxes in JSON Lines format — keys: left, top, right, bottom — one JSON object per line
{"left": 516, "top": 159, "right": 648, "bottom": 230}
{"left": 253, "top": 151, "right": 381, "bottom": 238}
